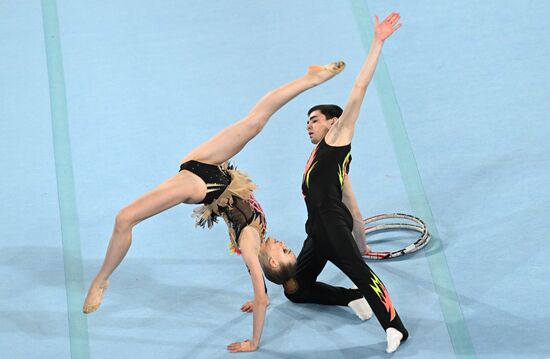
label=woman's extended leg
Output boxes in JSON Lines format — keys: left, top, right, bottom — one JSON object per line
{"left": 319, "top": 218, "right": 408, "bottom": 353}
{"left": 83, "top": 171, "right": 206, "bottom": 313}
{"left": 182, "top": 62, "right": 345, "bottom": 165}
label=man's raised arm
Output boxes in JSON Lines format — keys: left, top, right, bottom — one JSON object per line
{"left": 325, "top": 12, "right": 402, "bottom": 147}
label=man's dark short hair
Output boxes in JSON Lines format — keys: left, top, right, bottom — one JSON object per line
{"left": 308, "top": 104, "right": 343, "bottom": 119}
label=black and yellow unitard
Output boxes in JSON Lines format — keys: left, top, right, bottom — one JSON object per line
{"left": 286, "top": 138, "right": 408, "bottom": 338}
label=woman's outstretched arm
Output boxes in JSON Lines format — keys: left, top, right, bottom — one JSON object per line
{"left": 227, "top": 227, "right": 269, "bottom": 353}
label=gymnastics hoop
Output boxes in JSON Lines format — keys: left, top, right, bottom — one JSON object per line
{"left": 362, "top": 213, "right": 431, "bottom": 260}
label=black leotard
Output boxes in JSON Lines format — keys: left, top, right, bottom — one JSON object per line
{"left": 189, "top": 164, "right": 267, "bottom": 254}
{"left": 219, "top": 193, "right": 267, "bottom": 248}
{"left": 179, "top": 160, "right": 231, "bottom": 204}
{"left": 190, "top": 166, "right": 268, "bottom": 293}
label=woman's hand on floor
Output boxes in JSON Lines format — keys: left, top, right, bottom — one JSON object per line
{"left": 227, "top": 340, "right": 257, "bottom": 353}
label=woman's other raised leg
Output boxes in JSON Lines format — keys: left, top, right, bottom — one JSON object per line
{"left": 83, "top": 170, "right": 206, "bottom": 313}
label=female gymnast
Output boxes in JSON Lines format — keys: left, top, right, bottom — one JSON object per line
{"left": 259, "top": 12, "right": 409, "bottom": 354}
{"left": 82, "top": 61, "right": 345, "bottom": 352}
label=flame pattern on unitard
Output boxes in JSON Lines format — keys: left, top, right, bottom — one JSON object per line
{"left": 369, "top": 270, "right": 396, "bottom": 321}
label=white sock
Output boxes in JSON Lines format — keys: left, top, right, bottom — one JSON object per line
{"left": 347, "top": 298, "right": 373, "bottom": 320}
{"left": 386, "top": 327, "right": 403, "bottom": 353}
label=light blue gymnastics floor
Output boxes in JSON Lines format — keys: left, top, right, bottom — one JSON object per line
{"left": 1, "top": 1, "right": 550, "bottom": 358}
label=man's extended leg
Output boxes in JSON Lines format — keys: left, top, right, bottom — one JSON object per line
{"left": 319, "top": 217, "right": 408, "bottom": 352}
